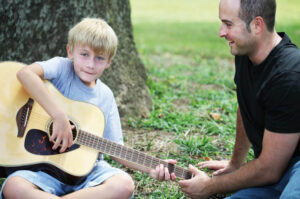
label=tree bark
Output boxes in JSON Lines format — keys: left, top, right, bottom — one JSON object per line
{"left": 0, "top": 0, "right": 152, "bottom": 117}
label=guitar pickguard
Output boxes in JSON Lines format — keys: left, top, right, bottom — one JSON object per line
{"left": 25, "top": 129, "right": 80, "bottom": 155}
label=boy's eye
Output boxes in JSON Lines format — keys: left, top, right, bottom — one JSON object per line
{"left": 96, "top": 56, "right": 104, "bottom": 61}
{"left": 81, "top": 53, "right": 88, "bottom": 56}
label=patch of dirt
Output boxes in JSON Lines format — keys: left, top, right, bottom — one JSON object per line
{"left": 122, "top": 125, "right": 180, "bottom": 157}
{"left": 201, "top": 84, "right": 224, "bottom": 90}
{"left": 172, "top": 98, "right": 191, "bottom": 112}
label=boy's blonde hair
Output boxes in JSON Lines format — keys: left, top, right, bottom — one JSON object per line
{"left": 68, "top": 18, "right": 118, "bottom": 60}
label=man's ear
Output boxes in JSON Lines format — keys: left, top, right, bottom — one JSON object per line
{"left": 251, "top": 16, "right": 264, "bottom": 34}
{"left": 66, "top": 45, "right": 73, "bottom": 60}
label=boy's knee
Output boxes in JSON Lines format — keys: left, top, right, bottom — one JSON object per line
{"left": 106, "top": 174, "right": 135, "bottom": 199}
{"left": 116, "top": 174, "right": 135, "bottom": 197}
{"left": 3, "top": 176, "right": 36, "bottom": 199}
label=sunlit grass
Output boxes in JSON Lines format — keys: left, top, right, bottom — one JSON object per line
{"left": 131, "top": 0, "right": 300, "bottom": 59}
{"left": 277, "top": 0, "right": 300, "bottom": 24}
{"left": 131, "top": 0, "right": 300, "bottom": 24}
{"left": 130, "top": 0, "right": 219, "bottom": 23}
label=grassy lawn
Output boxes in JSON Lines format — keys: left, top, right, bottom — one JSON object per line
{"left": 123, "top": 0, "right": 300, "bottom": 198}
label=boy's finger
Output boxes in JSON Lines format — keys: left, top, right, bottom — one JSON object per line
{"left": 68, "top": 134, "right": 73, "bottom": 147}
{"left": 164, "top": 167, "right": 170, "bottom": 180}
{"left": 52, "top": 137, "right": 61, "bottom": 150}
{"left": 170, "top": 173, "right": 177, "bottom": 181}
{"left": 60, "top": 139, "right": 68, "bottom": 153}
{"left": 159, "top": 164, "right": 164, "bottom": 180}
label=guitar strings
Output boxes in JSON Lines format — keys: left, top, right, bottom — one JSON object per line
{"left": 26, "top": 111, "right": 190, "bottom": 179}
{"left": 78, "top": 130, "right": 189, "bottom": 178}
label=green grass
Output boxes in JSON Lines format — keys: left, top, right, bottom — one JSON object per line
{"left": 130, "top": 0, "right": 220, "bottom": 24}
{"left": 133, "top": 22, "right": 231, "bottom": 58}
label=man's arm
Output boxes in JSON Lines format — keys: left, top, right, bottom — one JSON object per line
{"left": 179, "top": 129, "right": 300, "bottom": 198}
{"left": 211, "top": 130, "right": 299, "bottom": 190}
{"left": 229, "top": 107, "right": 251, "bottom": 168}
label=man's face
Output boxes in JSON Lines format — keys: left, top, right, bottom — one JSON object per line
{"left": 219, "top": 0, "right": 255, "bottom": 56}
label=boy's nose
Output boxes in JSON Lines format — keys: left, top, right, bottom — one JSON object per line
{"left": 87, "top": 60, "right": 95, "bottom": 69}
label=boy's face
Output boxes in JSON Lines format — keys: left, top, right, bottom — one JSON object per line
{"left": 67, "top": 44, "right": 111, "bottom": 88}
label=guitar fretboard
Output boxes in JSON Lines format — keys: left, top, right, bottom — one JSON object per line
{"left": 76, "top": 130, "right": 192, "bottom": 179}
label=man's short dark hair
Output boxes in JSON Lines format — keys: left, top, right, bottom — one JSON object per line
{"left": 239, "top": 0, "right": 276, "bottom": 32}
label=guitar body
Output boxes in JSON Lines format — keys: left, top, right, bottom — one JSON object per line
{"left": 0, "top": 61, "right": 105, "bottom": 177}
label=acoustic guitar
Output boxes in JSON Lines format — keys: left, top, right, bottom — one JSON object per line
{"left": 0, "top": 61, "right": 192, "bottom": 180}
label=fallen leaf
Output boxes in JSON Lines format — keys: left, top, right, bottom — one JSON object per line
{"left": 210, "top": 112, "right": 222, "bottom": 120}
{"left": 204, "top": 156, "right": 211, "bottom": 161}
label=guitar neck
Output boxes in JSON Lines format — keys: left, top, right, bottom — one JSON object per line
{"left": 76, "top": 130, "right": 192, "bottom": 179}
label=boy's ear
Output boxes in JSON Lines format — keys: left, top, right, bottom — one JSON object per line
{"left": 105, "top": 59, "right": 112, "bottom": 69}
{"left": 66, "top": 45, "right": 73, "bottom": 60}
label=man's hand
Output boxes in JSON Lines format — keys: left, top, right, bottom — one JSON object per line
{"left": 178, "top": 165, "right": 211, "bottom": 199}
{"left": 149, "top": 159, "right": 177, "bottom": 181}
{"left": 198, "top": 160, "right": 238, "bottom": 176}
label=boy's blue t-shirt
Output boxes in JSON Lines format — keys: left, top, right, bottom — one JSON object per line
{"left": 36, "top": 57, "right": 123, "bottom": 145}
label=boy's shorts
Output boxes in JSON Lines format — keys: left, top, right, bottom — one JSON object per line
{"left": 0, "top": 160, "right": 129, "bottom": 198}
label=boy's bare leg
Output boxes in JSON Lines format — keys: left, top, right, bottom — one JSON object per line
{"left": 63, "top": 173, "right": 134, "bottom": 199}
{"left": 3, "top": 176, "right": 60, "bottom": 199}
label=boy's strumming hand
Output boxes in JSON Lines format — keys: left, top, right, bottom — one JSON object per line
{"left": 50, "top": 114, "right": 73, "bottom": 153}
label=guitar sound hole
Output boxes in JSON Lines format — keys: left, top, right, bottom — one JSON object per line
{"left": 24, "top": 129, "right": 80, "bottom": 155}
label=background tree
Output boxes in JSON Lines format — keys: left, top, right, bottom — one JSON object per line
{"left": 0, "top": 0, "right": 152, "bottom": 117}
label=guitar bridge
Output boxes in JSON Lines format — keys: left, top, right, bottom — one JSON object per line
{"left": 16, "top": 98, "right": 34, "bottom": 137}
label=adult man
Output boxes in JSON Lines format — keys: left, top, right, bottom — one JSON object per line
{"left": 177, "top": 0, "right": 300, "bottom": 198}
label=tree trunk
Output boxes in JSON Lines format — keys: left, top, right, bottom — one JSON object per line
{"left": 0, "top": 0, "right": 152, "bottom": 117}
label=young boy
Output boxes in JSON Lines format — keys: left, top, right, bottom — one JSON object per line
{"left": 1, "top": 18, "right": 171, "bottom": 199}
